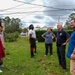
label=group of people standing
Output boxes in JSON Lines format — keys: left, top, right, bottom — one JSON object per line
{"left": 42, "top": 23, "right": 70, "bottom": 72}
{"left": 28, "top": 18, "right": 75, "bottom": 75}
{"left": 0, "top": 18, "right": 75, "bottom": 74}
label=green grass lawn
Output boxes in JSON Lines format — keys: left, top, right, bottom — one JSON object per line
{"left": 1, "top": 37, "right": 70, "bottom": 75}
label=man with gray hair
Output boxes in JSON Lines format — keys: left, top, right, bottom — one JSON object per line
{"left": 56, "top": 23, "right": 70, "bottom": 72}
{"left": 67, "top": 18, "right": 75, "bottom": 75}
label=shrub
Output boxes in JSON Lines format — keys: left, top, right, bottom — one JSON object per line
{"left": 36, "top": 30, "right": 46, "bottom": 42}
{"left": 4, "top": 32, "right": 19, "bottom": 42}
{"left": 36, "top": 30, "right": 73, "bottom": 42}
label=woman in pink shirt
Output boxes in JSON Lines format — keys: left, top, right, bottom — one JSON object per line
{"left": 0, "top": 19, "right": 5, "bottom": 73}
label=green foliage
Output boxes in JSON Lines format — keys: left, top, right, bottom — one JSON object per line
{"left": 2, "top": 16, "right": 22, "bottom": 33}
{"left": 36, "top": 30, "right": 46, "bottom": 42}
{"left": 36, "top": 30, "right": 73, "bottom": 42}
{"left": 4, "top": 32, "right": 19, "bottom": 42}
{"left": 66, "top": 30, "right": 73, "bottom": 35}
{"left": 2, "top": 37, "right": 70, "bottom": 75}
{"left": 64, "top": 12, "right": 75, "bottom": 29}
{"left": 69, "top": 12, "right": 75, "bottom": 19}
{"left": 64, "top": 20, "right": 70, "bottom": 29}
{"left": 22, "top": 28, "right": 28, "bottom": 33}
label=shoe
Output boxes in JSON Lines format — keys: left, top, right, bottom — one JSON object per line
{"left": 0, "top": 70, "right": 3, "bottom": 73}
{"left": 61, "top": 69, "right": 66, "bottom": 72}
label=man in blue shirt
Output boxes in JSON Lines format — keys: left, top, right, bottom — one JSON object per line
{"left": 56, "top": 23, "right": 70, "bottom": 72}
{"left": 42, "top": 27, "right": 55, "bottom": 56}
{"left": 67, "top": 18, "right": 75, "bottom": 75}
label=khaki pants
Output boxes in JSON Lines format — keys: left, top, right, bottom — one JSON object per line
{"left": 70, "top": 60, "right": 75, "bottom": 75}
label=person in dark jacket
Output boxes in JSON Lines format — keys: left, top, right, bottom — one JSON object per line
{"left": 56, "top": 23, "right": 70, "bottom": 72}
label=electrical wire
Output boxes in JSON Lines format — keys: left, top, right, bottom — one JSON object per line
{"left": 0, "top": 4, "right": 24, "bottom": 12}
{"left": 13, "top": 0, "right": 75, "bottom": 10}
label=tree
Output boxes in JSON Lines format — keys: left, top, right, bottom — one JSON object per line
{"left": 2, "top": 16, "right": 11, "bottom": 26}
{"left": 22, "top": 28, "right": 28, "bottom": 33}
{"left": 64, "top": 12, "right": 75, "bottom": 29}
{"left": 64, "top": 20, "right": 70, "bottom": 29}
{"left": 69, "top": 12, "right": 75, "bottom": 19}
{"left": 2, "top": 16, "right": 22, "bottom": 33}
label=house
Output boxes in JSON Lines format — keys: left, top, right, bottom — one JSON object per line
{"left": 35, "top": 25, "right": 41, "bottom": 30}
{"left": 41, "top": 26, "right": 48, "bottom": 30}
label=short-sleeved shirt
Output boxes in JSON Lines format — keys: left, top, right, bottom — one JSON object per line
{"left": 28, "top": 29, "right": 36, "bottom": 38}
{"left": 42, "top": 32, "right": 55, "bottom": 44}
{"left": 56, "top": 29, "right": 70, "bottom": 46}
{"left": 67, "top": 30, "right": 75, "bottom": 58}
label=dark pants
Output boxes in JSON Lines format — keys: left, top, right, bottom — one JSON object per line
{"left": 57, "top": 45, "right": 66, "bottom": 69}
{"left": 45, "top": 43, "right": 53, "bottom": 56}
{"left": 30, "top": 38, "right": 36, "bottom": 58}
{"left": 30, "top": 50, "right": 34, "bottom": 58}
{"left": 34, "top": 43, "right": 37, "bottom": 53}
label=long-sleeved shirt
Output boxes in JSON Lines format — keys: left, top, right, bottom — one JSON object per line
{"left": 67, "top": 30, "right": 75, "bottom": 58}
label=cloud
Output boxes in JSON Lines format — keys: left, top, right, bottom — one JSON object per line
{"left": 1, "top": 0, "right": 75, "bottom": 28}
{"left": 29, "top": 20, "right": 39, "bottom": 24}
{"left": 24, "top": 0, "right": 34, "bottom": 3}
{"left": 21, "top": 20, "right": 28, "bottom": 27}
{"left": 34, "top": 15, "right": 44, "bottom": 19}
{"left": 42, "top": 0, "right": 75, "bottom": 23}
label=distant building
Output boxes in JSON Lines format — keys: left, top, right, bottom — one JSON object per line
{"left": 35, "top": 25, "right": 41, "bottom": 30}
{"left": 41, "top": 26, "right": 48, "bottom": 30}
{"left": 35, "top": 25, "right": 53, "bottom": 30}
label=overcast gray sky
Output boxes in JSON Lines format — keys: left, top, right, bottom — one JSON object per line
{"left": 0, "top": 0, "right": 75, "bottom": 28}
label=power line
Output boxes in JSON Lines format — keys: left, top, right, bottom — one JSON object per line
{"left": 0, "top": 9, "right": 74, "bottom": 15}
{"left": 20, "top": 7, "right": 43, "bottom": 19}
{"left": 13, "top": 0, "right": 63, "bottom": 10}
{"left": 0, "top": 4, "right": 24, "bottom": 12}
{"left": 13, "top": 0, "right": 75, "bottom": 10}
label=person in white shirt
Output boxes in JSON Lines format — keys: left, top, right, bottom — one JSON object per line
{"left": 29, "top": 24, "right": 37, "bottom": 58}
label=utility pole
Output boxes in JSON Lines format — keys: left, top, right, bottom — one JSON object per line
{"left": 58, "top": 16, "right": 60, "bottom": 23}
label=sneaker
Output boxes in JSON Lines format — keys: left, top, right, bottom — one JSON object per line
{"left": 0, "top": 70, "right": 3, "bottom": 73}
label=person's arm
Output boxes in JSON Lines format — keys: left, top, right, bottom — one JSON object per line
{"left": 52, "top": 33, "right": 55, "bottom": 39}
{"left": 42, "top": 33, "right": 46, "bottom": 39}
{"left": 30, "top": 34, "right": 32, "bottom": 38}
{"left": 42, "top": 35, "right": 45, "bottom": 39}
{"left": 73, "top": 48, "right": 75, "bottom": 54}
{"left": 62, "top": 32, "right": 70, "bottom": 45}
{"left": 1, "top": 32, "right": 5, "bottom": 48}
{"left": 62, "top": 38, "right": 70, "bottom": 45}
{"left": 55, "top": 32, "right": 57, "bottom": 42}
